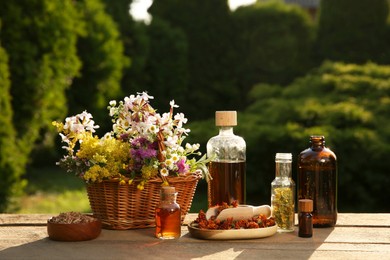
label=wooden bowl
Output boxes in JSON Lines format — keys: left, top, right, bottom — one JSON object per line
{"left": 47, "top": 217, "right": 102, "bottom": 242}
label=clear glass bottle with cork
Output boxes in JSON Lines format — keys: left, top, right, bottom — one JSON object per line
{"left": 271, "top": 153, "right": 295, "bottom": 232}
{"left": 207, "top": 111, "right": 246, "bottom": 207}
{"left": 155, "top": 186, "right": 181, "bottom": 239}
{"left": 297, "top": 135, "right": 338, "bottom": 227}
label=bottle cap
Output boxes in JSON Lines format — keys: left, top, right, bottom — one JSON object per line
{"left": 275, "top": 153, "right": 292, "bottom": 160}
{"left": 310, "top": 135, "right": 325, "bottom": 141}
{"left": 215, "top": 111, "right": 237, "bottom": 126}
{"left": 299, "top": 199, "right": 313, "bottom": 212}
{"left": 161, "top": 186, "right": 176, "bottom": 194}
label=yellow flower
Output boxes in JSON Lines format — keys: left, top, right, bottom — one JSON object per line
{"left": 137, "top": 183, "right": 144, "bottom": 190}
{"left": 141, "top": 165, "right": 158, "bottom": 179}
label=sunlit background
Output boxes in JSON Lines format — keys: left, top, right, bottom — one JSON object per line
{"left": 1, "top": 0, "right": 390, "bottom": 215}
{"left": 130, "top": 0, "right": 257, "bottom": 22}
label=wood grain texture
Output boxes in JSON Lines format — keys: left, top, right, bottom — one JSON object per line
{"left": 0, "top": 213, "right": 389, "bottom": 259}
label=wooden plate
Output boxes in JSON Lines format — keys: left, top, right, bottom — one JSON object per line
{"left": 47, "top": 218, "right": 102, "bottom": 242}
{"left": 187, "top": 222, "right": 277, "bottom": 240}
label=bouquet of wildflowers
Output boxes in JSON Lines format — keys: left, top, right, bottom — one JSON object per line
{"left": 53, "top": 92, "right": 210, "bottom": 190}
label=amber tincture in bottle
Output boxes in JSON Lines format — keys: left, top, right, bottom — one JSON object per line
{"left": 299, "top": 199, "right": 313, "bottom": 238}
{"left": 207, "top": 111, "right": 246, "bottom": 207}
{"left": 155, "top": 186, "right": 181, "bottom": 239}
{"left": 297, "top": 136, "right": 337, "bottom": 227}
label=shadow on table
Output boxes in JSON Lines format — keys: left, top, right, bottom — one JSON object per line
{"left": 0, "top": 227, "right": 335, "bottom": 259}
{"left": 180, "top": 227, "right": 335, "bottom": 259}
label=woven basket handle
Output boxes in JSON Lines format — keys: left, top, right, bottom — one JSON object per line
{"left": 157, "top": 131, "right": 166, "bottom": 163}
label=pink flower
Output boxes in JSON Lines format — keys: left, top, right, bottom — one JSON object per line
{"left": 176, "top": 158, "right": 189, "bottom": 174}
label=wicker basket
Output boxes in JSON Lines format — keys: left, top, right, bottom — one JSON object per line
{"left": 86, "top": 171, "right": 202, "bottom": 230}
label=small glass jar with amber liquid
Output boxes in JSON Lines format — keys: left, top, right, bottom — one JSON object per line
{"left": 155, "top": 186, "right": 181, "bottom": 239}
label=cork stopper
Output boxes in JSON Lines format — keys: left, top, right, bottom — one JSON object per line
{"left": 299, "top": 199, "right": 313, "bottom": 212}
{"left": 161, "top": 186, "right": 176, "bottom": 194}
{"left": 215, "top": 111, "right": 237, "bottom": 126}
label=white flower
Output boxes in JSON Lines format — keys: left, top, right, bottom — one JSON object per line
{"left": 170, "top": 100, "right": 179, "bottom": 108}
{"left": 109, "top": 100, "right": 116, "bottom": 106}
{"left": 139, "top": 91, "right": 154, "bottom": 101}
{"left": 174, "top": 113, "right": 187, "bottom": 127}
{"left": 160, "top": 168, "right": 169, "bottom": 177}
{"left": 165, "top": 135, "right": 179, "bottom": 149}
{"left": 149, "top": 125, "right": 159, "bottom": 134}
{"left": 109, "top": 107, "right": 117, "bottom": 117}
{"left": 70, "top": 122, "right": 85, "bottom": 133}
{"left": 171, "top": 154, "right": 180, "bottom": 163}
{"left": 63, "top": 111, "right": 99, "bottom": 134}
{"left": 165, "top": 159, "right": 174, "bottom": 168}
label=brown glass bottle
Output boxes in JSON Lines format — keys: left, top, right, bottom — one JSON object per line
{"left": 155, "top": 187, "right": 181, "bottom": 239}
{"left": 297, "top": 136, "right": 337, "bottom": 227}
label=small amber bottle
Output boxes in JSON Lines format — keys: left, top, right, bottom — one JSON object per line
{"left": 155, "top": 186, "right": 181, "bottom": 239}
{"left": 299, "top": 199, "right": 313, "bottom": 238}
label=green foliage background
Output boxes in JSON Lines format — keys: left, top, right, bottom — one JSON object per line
{"left": 1, "top": 0, "right": 390, "bottom": 212}
{"left": 190, "top": 62, "right": 390, "bottom": 212}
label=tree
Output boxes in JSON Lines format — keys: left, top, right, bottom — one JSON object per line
{"left": 316, "top": 0, "right": 389, "bottom": 63}
{"left": 232, "top": 1, "right": 315, "bottom": 90}
{"left": 149, "top": 0, "right": 238, "bottom": 119}
{"left": 0, "top": 0, "right": 82, "bottom": 210}
{"left": 0, "top": 23, "right": 26, "bottom": 211}
{"left": 100, "top": 0, "right": 151, "bottom": 93}
{"left": 142, "top": 17, "right": 188, "bottom": 111}
{"left": 67, "top": 0, "right": 129, "bottom": 133}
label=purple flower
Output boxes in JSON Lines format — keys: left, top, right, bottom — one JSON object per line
{"left": 131, "top": 148, "right": 157, "bottom": 161}
{"left": 120, "top": 133, "right": 130, "bottom": 142}
{"left": 176, "top": 158, "right": 189, "bottom": 174}
{"left": 130, "top": 137, "right": 158, "bottom": 162}
{"left": 131, "top": 137, "right": 148, "bottom": 147}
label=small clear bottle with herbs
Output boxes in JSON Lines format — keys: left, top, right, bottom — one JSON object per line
{"left": 271, "top": 153, "right": 295, "bottom": 232}
{"left": 155, "top": 186, "right": 181, "bottom": 239}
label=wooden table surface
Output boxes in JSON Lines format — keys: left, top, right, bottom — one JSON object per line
{"left": 1, "top": 213, "right": 389, "bottom": 259}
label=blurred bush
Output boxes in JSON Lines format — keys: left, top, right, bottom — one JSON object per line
{"left": 316, "top": 0, "right": 390, "bottom": 64}
{"left": 247, "top": 61, "right": 390, "bottom": 212}
{"left": 189, "top": 61, "right": 390, "bottom": 212}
